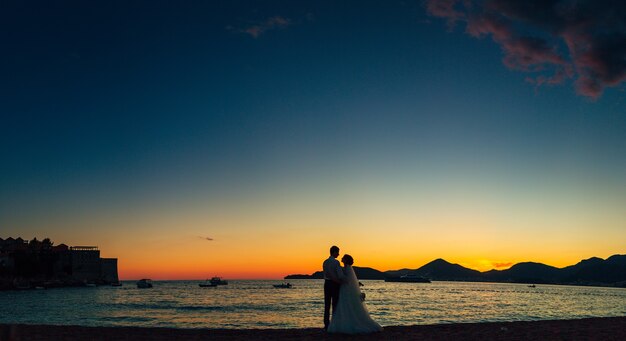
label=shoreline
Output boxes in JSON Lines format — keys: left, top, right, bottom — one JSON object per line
{"left": 283, "top": 278, "right": 626, "bottom": 290}
{"left": 3, "top": 279, "right": 625, "bottom": 292}
{"left": 2, "top": 317, "right": 626, "bottom": 340}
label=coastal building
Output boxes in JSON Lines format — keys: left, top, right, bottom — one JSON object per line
{"left": 0, "top": 238, "right": 15, "bottom": 273}
{"left": 0, "top": 251, "right": 15, "bottom": 273}
{"left": 0, "top": 237, "right": 28, "bottom": 251}
{"left": 52, "top": 244, "right": 72, "bottom": 278}
{"left": 101, "top": 258, "right": 119, "bottom": 283}
{"left": 0, "top": 237, "right": 118, "bottom": 285}
{"left": 70, "top": 246, "right": 102, "bottom": 282}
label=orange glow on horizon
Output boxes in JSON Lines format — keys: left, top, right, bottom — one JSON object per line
{"left": 113, "top": 253, "right": 621, "bottom": 280}
{"left": 10, "top": 169, "right": 626, "bottom": 281}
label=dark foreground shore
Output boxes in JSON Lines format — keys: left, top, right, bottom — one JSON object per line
{"left": 2, "top": 317, "right": 625, "bottom": 341}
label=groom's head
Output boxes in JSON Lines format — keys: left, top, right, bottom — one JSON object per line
{"left": 330, "top": 245, "right": 339, "bottom": 258}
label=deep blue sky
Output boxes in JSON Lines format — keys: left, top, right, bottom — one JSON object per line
{"left": 1, "top": 1, "right": 625, "bottom": 274}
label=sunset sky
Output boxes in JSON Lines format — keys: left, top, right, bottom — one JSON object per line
{"left": 2, "top": 1, "right": 626, "bottom": 279}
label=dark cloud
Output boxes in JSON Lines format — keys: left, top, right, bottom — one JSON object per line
{"left": 426, "top": 0, "right": 466, "bottom": 28}
{"left": 425, "top": 0, "right": 626, "bottom": 98}
{"left": 230, "top": 16, "right": 291, "bottom": 38}
{"left": 198, "top": 236, "right": 214, "bottom": 241}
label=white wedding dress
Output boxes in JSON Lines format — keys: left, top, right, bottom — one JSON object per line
{"left": 327, "top": 265, "right": 383, "bottom": 334}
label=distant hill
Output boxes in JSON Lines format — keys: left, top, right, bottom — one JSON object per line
{"left": 352, "top": 267, "right": 386, "bottom": 279}
{"left": 285, "top": 254, "right": 626, "bottom": 287}
{"left": 385, "top": 258, "right": 482, "bottom": 281}
{"left": 285, "top": 266, "right": 385, "bottom": 280}
{"left": 560, "top": 254, "right": 626, "bottom": 284}
{"left": 415, "top": 258, "right": 483, "bottom": 280}
{"left": 483, "top": 262, "right": 562, "bottom": 284}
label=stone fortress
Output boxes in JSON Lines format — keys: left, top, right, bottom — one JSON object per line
{"left": 0, "top": 237, "right": 118, "bottom": 289}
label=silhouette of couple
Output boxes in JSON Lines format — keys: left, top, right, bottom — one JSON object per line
{"left": 322, "top": 245, "right": 382, "bottom": 334}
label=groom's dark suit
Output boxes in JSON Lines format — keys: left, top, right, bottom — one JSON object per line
{"left": 323, "top": 256, "right": 344, "bottom": 329}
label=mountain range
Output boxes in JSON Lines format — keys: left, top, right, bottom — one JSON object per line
{"left": 285, "top": 255, "right": 626, "bottom": 287}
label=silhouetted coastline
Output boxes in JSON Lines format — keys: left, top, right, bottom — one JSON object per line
{"left": 0, "top": 237, "right": 119, "bottom": 290}
{"left": 285, "top": 255, "right": 626, "bottom": 288}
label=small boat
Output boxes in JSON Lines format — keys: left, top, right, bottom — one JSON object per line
{"left": 528, "top": 284, "right": 536, "bottom": 288}
{"left": 273, "top": 282, "right": 292, "bottom": 288}
{"left": 210, "top": 277, "right": 228, "bottom": 285}
{"left": 199, "top": 279, "right": 218, "bottom": 287}
{"left": 111, "top": 282, "right": 123, "bottom": 287}
{"left": 85, "top": 283, "right": 97, "bottom": 287}
{"left": 384, "top": 274, "right": 431, "bottom": 283}
{"left": 136, "top": 279, "right": 153, "bottom": 288}
{"left": 35, "top": 286, "right": 45, "bottom": 290}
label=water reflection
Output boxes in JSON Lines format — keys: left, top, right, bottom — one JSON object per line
{"left": 0, "top": 280, "right": 624, "bottom": 328}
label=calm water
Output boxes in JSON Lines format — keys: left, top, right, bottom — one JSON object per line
{"left": 1, "top": 280, "right": 625, "bottom": 328}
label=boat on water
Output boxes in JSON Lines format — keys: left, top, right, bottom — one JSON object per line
{"left": 85, "top": 283, "right": 97, "bottom": 287}
{"left": 199, "top": 279, "right": 218, "bottom": 287}
{"left": 384, "top": 274, "right": 431, "bottom": 283}
{"left": 273, "top": 282, "right": 292, "bottom": 288}
{"left": 528, "top": 284, "right": 536, "bottom": 288}
{"left": 136, "top": 279, "right": 153, "bottom": 288}
{"left": 111, "top": 282, "right": 123, "bottom": 287}
{"left": 209, "top": 277, "right": 228, "bottom": 285}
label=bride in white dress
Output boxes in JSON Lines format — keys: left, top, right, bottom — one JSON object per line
{"left": 327, "top": 254, "right": 383, "bottom": 334}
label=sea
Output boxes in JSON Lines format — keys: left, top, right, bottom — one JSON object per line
{"left": 1, "top": 280, "right": 625, "bottom": 329}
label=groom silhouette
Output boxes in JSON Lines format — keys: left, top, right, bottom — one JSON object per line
{"left": 322, "top": 245, "right": 344, "bottom": 330}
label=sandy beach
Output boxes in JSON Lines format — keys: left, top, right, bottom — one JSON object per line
{"left": 2, "top": 316, "right": 625, "bottom": 340}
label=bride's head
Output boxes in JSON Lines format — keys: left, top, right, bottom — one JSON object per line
{"left": 341, "top": 254, "right": 354, "bottom": 266}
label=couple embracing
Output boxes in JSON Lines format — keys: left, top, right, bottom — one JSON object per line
{"left": 323, "top": 245, "right": 383, "bottom": 334}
